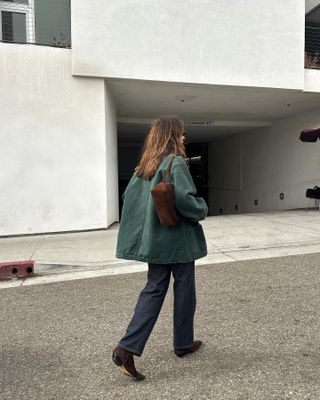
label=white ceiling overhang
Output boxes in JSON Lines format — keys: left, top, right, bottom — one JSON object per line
{"left": 107, "top": 78, "right": 320, "bottom": 142}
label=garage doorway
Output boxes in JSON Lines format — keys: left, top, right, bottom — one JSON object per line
{"left": 117, "top": 141, "right": 209, "bottom": 216}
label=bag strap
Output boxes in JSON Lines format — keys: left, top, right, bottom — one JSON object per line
{"left": 162, "top": 154, "right": 176, "bottom": 182}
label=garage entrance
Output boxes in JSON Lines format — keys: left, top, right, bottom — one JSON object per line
{"left": 117, "top": 136, "right": 209, "bottom": 216}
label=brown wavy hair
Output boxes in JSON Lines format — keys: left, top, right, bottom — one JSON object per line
{"left": 134, "top": 115, "right": 187, "bottom": 180}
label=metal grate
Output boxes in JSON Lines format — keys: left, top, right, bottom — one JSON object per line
{"left": 2, "top": 11, "right": 26, "bottom": 42}
{"left": 0, "top": 0, "right": 34, "bottom": 43}
{"left": 1, "top": 1, "right": 29, "bottom": 3}
{"left": 305, "top": 4, "right": 320, "bottom": 69}
{"left": 0, "top": 0, "right": 71, "bottom": 48}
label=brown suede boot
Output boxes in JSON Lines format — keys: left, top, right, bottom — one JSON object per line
{"left": 174, "top": 340, "right": 203, "bottom": 357}
{"left": 112, "top": 346, "right": 145, "bottom": 381}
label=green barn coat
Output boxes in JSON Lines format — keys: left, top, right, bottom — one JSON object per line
{"left": 116, "top": 153, "right": 208, "bottom": 264}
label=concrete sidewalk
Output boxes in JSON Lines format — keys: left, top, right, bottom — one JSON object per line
{"left": 1, "top": 209, "right": 320, "bottom": 288}
{"left": 1, "top": 253, "right": 320, "bottom": 399}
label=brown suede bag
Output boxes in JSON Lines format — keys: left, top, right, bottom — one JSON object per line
{"left": 151, "top": 154, "right": 180, "bottom": 226}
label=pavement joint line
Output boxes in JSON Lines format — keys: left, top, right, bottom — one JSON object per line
{"left": 214, "top": 241, "right": 320, "bottom": 253}
{"left": 29, "top": 235, "right": 45, "bottom": 261}
{"left": 218, "top": 250, "right": 238, "bottom": 262}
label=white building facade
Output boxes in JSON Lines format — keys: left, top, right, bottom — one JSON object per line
{"left": 1, "top": 0, "right": 320, "bottom": 236}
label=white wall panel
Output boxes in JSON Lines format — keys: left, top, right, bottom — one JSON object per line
{"left": 0, "top": 43, "right": 108, "bottom": 235}
{"left": 208, "top": 107, "right": 320, "bottom": 215}
{"left": 71, "top": 0, "right": 305, "bottom": 90}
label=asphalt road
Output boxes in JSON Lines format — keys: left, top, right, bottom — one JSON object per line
{"left": 1, "top": 253, "right": 320, "bottom": 400}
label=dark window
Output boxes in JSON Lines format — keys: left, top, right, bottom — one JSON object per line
{"left": 1, "top": 10, "right": 26, "bottom": 42}
{"left": 34, "top": 0, "right": 71, "bottom": 47}
{"left": 305, "top": 5, "right": 320, "bottom": 68}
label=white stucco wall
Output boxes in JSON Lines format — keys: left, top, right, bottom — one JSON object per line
{"left": 208, "top": 107, "right": 320, "bottom": 215}
{"left": 304, "top": 69, "right": 320, "bottom": 92}
{"left": 71, "top": 0, "right": 305, "bottom": 90}
{"left": 0, "top": 43, "right": 109, "bottom": 236}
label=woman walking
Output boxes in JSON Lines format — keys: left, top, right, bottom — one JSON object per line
{"left": 112, "top": 115, "right": 208, "bottom": 380}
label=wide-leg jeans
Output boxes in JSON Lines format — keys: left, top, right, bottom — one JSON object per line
{"left": 118, "top": 261, "right": 196, "bottom": 357}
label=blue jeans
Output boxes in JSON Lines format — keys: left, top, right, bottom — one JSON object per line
{"left": 118, "top": 261, "right": 196, "bottom": 356}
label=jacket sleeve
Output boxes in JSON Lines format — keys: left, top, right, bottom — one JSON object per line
{"left": 170, "top": 157, "right": 208, "bottom": 222}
